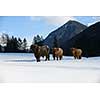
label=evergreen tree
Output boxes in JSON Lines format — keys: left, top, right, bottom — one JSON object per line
{"left": 6, "top": 36, "right": 19, "bottom": 52}
{"left": 0, "top": 33, "right": 9, "bottom": 52}
{"left": 22, "top": 38, "right": 27, "bottom": 51}
{"left": 0, "top": 33, "right": 9, "bottom": 46}
{"left": 18, "top": 37, "right": 23, "bottom": 50}
{"left": 0, "top": 45, "right": 1, "bottom": 52}
{"left": 32, "top": 35, "right": 43, "bottom": 45}
{"left": 13, "top": 37, "right": 19, "bottom": 52}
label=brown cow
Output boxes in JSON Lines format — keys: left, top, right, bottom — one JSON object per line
{"left": 52, "top": 47, "right": 63, "bottom": 60}
{"left": 70, "top": 48, "right": 82, "bottom": 59}
{"left": 31, "top": 44, "right": 50, "bottom": 62}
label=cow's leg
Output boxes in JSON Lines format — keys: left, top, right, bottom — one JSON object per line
{"left": 36, "top": 57, "right": 40, "bottom": 62}
{"left": 57, "top": 57, "right": 58, "bottom": 60}
{"left": 53, "top": 55, "right": 55, "bottom": 60}
{"left": 79, "top": 55, "right": 82, "bottom": 59}
{"left": 45, "top": 56, "right": 47, "bottom": 61}
{"left": 45, "top": 54, "right": 49, "bottom": 61}
{"left": 59, "top": 56, "right": 62, "bottom": 60}
{"left": 74, "top": 56, "right": 76, "bottom": 59}
{"left": 47, "top": 54, "right": 50, "bottom": 61}
{"left": 77, "top": 56, "right": 80, "bottom": 59}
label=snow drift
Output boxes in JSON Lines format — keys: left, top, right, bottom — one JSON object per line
{"left": 0, "top": 53, "right": 100, "bottom": 83}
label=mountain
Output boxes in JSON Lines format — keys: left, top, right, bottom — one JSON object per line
{"left": 65, "top": 22, "right": 100, "bottom": 57}
{"left": 43, "top": 20, "right": 87, "bottom": 50}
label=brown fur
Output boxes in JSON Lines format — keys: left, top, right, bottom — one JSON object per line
{"left": 31, "top": 44, "right": 50, "bottom": 62}
{"left": 52, "top": 47, "right": 63, "bottom": 60}
{"left": 70, "top": 48, "right": 82, "bottom": 59}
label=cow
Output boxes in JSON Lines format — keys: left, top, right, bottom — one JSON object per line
{"left": 52, "top": 47, "right": 63, "bottom": 60}
{"left": 70, "top": 48, "right": 82, "bottom": 59}
{"left": 31, "top": 44, "right": 50, "bottom": 62}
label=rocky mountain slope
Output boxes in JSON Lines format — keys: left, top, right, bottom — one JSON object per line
{"left": 66, "top": 22, "right": 100, "bottom": 56}
{"left": 43, "top": 20, "right": 87, "bottom": 49}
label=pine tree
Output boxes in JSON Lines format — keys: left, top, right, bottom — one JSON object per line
{"left": 0, "top": 33, "right": 9, "bottom": 46}
{"left": 22, "top": 38, "right": 27, "bottom": 51}
{"left": 32, "top": 35, "right": 43, "bottom": 45}
{"left": 18, "top": 37, "right": 23, "bottom": 50}
{"left": 6, "top": 36, "right": 19, "bottom": 52}
{"left": 0, "top": 33, "right": 9, "bottom": 52}
{"left": 33, "top": 36, "right": 37, "bottom": 44}
{"left": 13, "top": 37, "right": 19, "bottom": 52}
{"left": 0, "top": 45, "right": 2, "bottom": 52}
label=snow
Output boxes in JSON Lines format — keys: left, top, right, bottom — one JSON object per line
{"left": 0, "top": 53, "right": 100, "bottom": 83}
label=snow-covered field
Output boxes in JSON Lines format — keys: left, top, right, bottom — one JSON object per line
{"left": 0, "top": 53, "right": 100, "bottom": 83}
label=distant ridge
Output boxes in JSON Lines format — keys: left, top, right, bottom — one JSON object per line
{"left": 43, "top": 20, "right": 87, "bottom": 49}
{"left": 66, "top": 22, "right": 100, "bottom": 56}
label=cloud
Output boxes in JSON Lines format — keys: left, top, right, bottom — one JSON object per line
{"left": 92, "top": 16, "right": 100, "bottom": 21}
{"left": 30, "top": 16, "right": 41, "bottom": 21}
{"left": 88, "top": 22, "right": 96, "bottom": 26}
{"left": 31, "top": 16, "right": 76, "bottom": 26}
{"left": 42, "top": 16, "right": 76, "bottom": 26}
{"left": 88, "top": 16, "right": 100, "bottom": 26}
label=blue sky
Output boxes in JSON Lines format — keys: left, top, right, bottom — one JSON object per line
{"left": 0, "top": 16, "right": 100, "bottom": 45}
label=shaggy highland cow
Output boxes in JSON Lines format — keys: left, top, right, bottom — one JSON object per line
{"left": 70, "top": 48, "right": 82, "bottom": 59}
{"left": 31, "top": 44, "right": 50, "bottom": 62}
{"left": 52, "top": 47, "right": 63, "bottom": 60}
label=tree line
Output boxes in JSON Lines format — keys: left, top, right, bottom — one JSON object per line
{"left": 0, "top": 33, "right": 46, "bottom": 53}
{"left": 0, "top": 33, "right": 28, "bottom": 52}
